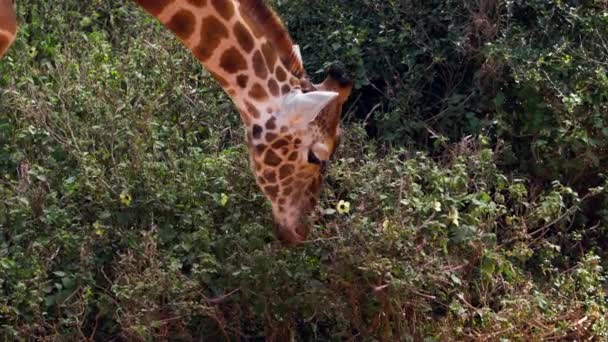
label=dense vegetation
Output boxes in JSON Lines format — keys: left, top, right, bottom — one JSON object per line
{"left": 0, "top": 0, "right": 607, "bottom": 340}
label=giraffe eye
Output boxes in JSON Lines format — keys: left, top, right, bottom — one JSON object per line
{"left": 307, "top": 149, "right": 322, "bottom": 165}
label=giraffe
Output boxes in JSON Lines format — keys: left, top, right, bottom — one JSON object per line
{"left": 0, "top": 0, "right": 353, "bottom": 244}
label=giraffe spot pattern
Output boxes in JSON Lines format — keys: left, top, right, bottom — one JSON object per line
{"left": 267, "top": 78, "right": 279, "bottom": 97}
{"left": 252, "top": 124, "right": 263, "bottom": 139}
{"left": 288, "top": 151, "right": 298, "bottom": 161}
{"left": 195, "top": 16, "right": 229, "bottom": 62}
{"left": 265, "top": 132, "right": 278, "bottom": 142}
{"left": 237, "top": 74, "right": 249, "bottom": 88}
{"left": 261, "top": 41, "right": 277, "bottom": 73}
{"left": 263, "top": 169, "right": 277, "bottom": 183}
{"left": 275, "top": 66, "right": 287, "bottom": 82}
{"left": 264, "top": 150, "right": 282, "bottom": 166}
{"left": 244, "top": 100, "right": 260, "bottom": 119}
{"left": 211, "top": 0, "right": 235, "bottom": 20}
{"left": 282, "top": 187, "right": 293, "bottom": 196}
{"left": 252, "top": 50, "right": 268, "bottom": 80}
{"left": 135, "top": 0, "right": 175, "bottom": 16}
{"left": 255, "top": 144, "right": 266, "bottom": 155}
{"left": 279, "top": 164, "right": 295, "bottom": 179}
{"left": 233, "top": 22, "right": 254, "bottom": 53}
{"left": 271, "top": 139, "right": 288, "bottom": 149}
{"left": 249, "top": 83, "right": 268, "bottom": 101}
{"left": 240, "top": 8, "right": 264, "bottom": 38}
{"left": 265, "top": 117, "right": 276, "bottom": 130}
{"left": 264, "top": 185, "right": 279, "bottom": 200}
{"left": 281, "top": 84, "right": 291, "bottom": 95}
{"left": 220, "top": 47, "right": 248, "bottom": 74}
{"left": 167, "top": 9, "right": 196, "bottom": 40}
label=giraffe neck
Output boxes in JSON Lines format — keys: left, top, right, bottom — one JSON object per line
{"left": 136, "top": 0, "right": 301, "bottom": 128}
{"left": 0, "top": 0, "right": 17, "bottom": 57}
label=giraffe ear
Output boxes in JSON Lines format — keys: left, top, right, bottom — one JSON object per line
{"left": 280, "top": 90, "right": 338, "bottom": 128}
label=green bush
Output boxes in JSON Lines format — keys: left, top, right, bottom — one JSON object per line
{"left": 0, "top": 0, "right": 607, "bottom": 340}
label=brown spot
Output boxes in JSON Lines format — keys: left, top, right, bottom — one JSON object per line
{"left": 249, "top": 83, "right": 268, "bottom": 101}
{"left": 275, "top": 66, "right": 287, "bottom": 82}
{"left": 257, "top": 176, "right": 266, "bottom": 185}
{"left": 187, "top": 0, "right": 207, "bottom": 6}
{"left": 264, "top": 185, "right": 279, "bottom": 200}
{"left": 281, "top": 84, "right": 291, "bottom": 95}
{"left": 237, "top": 74, "right": 249, "bottom": 88}
{"left": 195, "top": 16, "right": 229, "bottom": 62}
{"left": 294, "top": 138, "right": 302, "bottom": 145}
{"left": 166, "top": 9, "right": 196, "bottom": 40}
{"left": 233, "top": 22, "right": 254, "bottom": 53}
{"left": 272, "top": 139, "right": 288, "bottom": 149}
{"left": 244, "top": 100, "right": 261, "bottom": 119}
{"left": 288, "top": 151, "right": 298, "bottom": 161}
{"left": 283, "top": 177, "right": 294, "bottom": 186}
{"left": 255, "top": 144, "right": 266, "bottom": 155}
{"left": 254, "top": 161, "right": 262, "bottom": 171}
{"left": 279, "top": 164, "right": 295, "bottom": 179}
{"left": 263, "top": 169, "right": 277, "bottom": 183}
{"left": 240, "top": 9, "right": 264, "bottom": 38}
{"left": 280, "top": 126, "right": 288, "bottom": 133}
{"left": 282, "top": 187, "right": 293, "bottom": 196}
{"left": 265, "top": 132, "right": 278, "bottom": 142}
{"left": 261, "top": 41, "right": 277, "bottom": 72}
{"left": 278, "top": 198, "right": 286, "bottom": 205}
{"left": 220, "top": 47, "right": 247, "bottom": 74}
{"left": 211, "top": 0, "right": 235, "bottom": 20}
{"left": 268, "top": 79, "right": 280, "bottom": 97}
{"left": 252, "top": 124, "right": 263, "bottom": 139}
{"left": 265, "top": 117, "right": 277, "bottom": 130}
{"left": 284, "top": 135, "right": 294, "bottom": 141}
{"left": 252, "top": 50, "right": 268, "bottom": 80}
{"left": 264, "top": 150, "right": 282, "bottom": 166}
{"left": 135, "top": 0, "right": 175, "bottom": 16}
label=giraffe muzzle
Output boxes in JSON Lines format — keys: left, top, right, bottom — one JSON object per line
{"left": 274, "top": 223, "right": 310, "bottom": 245}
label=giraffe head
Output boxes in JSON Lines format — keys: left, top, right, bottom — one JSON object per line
{"left": 246, "top": 63, "right": 353, "bottom": 244}
{"left": 109, "top": 0, "right": 355, "bottom": 243}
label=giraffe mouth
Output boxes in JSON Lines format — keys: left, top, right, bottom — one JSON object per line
{"left": 274, "top": 223, "right": 310, "bottom": 245}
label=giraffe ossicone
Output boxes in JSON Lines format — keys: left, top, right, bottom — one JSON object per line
{"left": 0, "top": 0, "right": 353, "bottom": 244}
